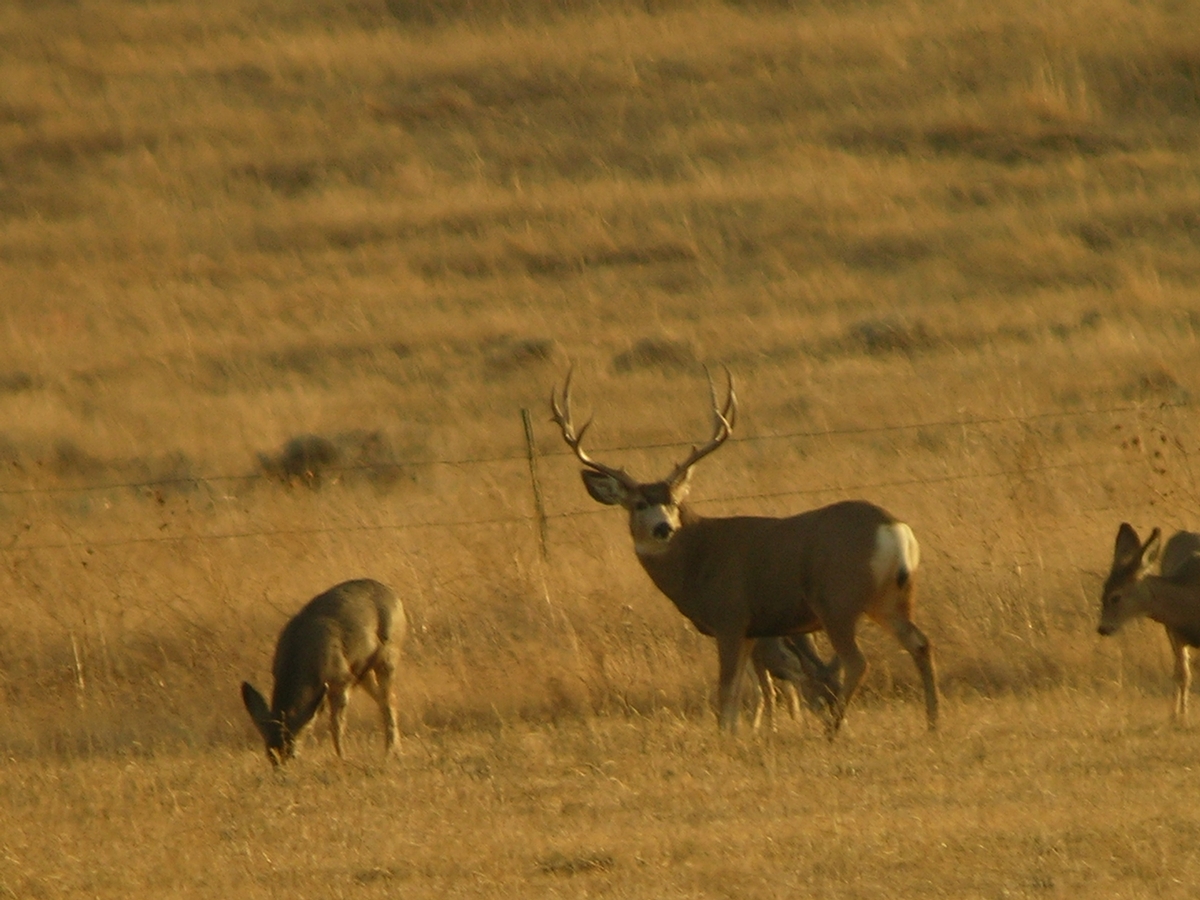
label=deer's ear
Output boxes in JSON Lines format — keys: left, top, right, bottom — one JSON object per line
{"left": 581, "top": 470, "right": 627, "bottom": 506}
{"left": 1142, "top": 527, "right": 1163, "bottom": 565}
{"left": 670, "top": 466, "right": 694, "bottom": 502}
{"left": 1113, "top": 523, "right": 1143, "bottom": 567}
{"left": 241, "top": 682, "right": 273, "bottom": 739}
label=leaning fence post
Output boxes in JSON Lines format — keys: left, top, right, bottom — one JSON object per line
{"left": 521, "top": 408, "right": 549, "bottom": 562}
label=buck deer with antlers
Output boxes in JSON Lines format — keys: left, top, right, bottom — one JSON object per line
{"left": 1098, "top": 523, "right": 1200, "bottom": 720}
{"left": 551, "top": 368, "right": 938, "bottom": 735}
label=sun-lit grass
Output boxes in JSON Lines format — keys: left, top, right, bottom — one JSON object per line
{"left": 3, "top": 0, "right": 1200, "bottom": 895}
{"left": 5, "top": 698, "right": 1200, "bottom": 899}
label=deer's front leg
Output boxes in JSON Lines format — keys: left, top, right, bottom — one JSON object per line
{"left": 1168, "top": 629, "right": 1191, "bottom": 722}
{"left": 715, "top": 635, "right": 753, "bottom": 733}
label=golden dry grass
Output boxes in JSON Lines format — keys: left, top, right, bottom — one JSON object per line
{"left": 6, "top": 700, "right": 1200, "bottom": 898}
{"left": 3, "top": 0, "right": 1200, "bottom": 896}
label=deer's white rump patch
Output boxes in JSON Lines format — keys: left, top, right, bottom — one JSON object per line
{"left": 871, "top": 522, "right": 920, "bottom": 588}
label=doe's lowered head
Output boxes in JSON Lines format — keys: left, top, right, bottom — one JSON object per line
{"left": 1097, "top": 522, "right": 1161, "bottom": 637}
{"left": 241, "top": 680, "right": 326, "bottom": 767}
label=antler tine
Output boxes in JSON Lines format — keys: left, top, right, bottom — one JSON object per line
{"left": 669, "top": 367, "right": 737, "bottom": 484}
{"left": 550, "top": 367, "right": 638, "bottom": 487}
{"left": 549, "top": 364, "right": 578, "bottom": 438}
{"left": 711, "top": 365, "right": 737, "bottom": 431}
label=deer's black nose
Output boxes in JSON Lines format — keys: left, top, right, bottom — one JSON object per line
{"left": 653, "top": 522, "right": 673, "bottom": 540}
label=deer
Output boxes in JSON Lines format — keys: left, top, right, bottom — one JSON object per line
{"left": 1098, "top": 523, "right": 1200, "bottom": 720}
{"left": 551, "top": 367, "right": 938, "bottom": 736}
{"left": 241, "top": 578, "right": 406, "bottom": 766}
{"left": 749, "top": 636, "right": 842, "bottom": 730}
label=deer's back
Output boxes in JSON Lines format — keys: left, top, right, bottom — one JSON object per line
{"left": 667, "top": 500, "right": 900, "bottom": 636}
{"left": 737, "top": 497, "right": 895, "bottom": 578}
{"left": 272, "top": 579, "right": 405, "bottom": 686}
{"left": 1161, "top": 531, "right": 1200, "bottom": 583}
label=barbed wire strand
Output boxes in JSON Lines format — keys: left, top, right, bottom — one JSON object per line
{"left": 0, "top": 397, "right": 1187, "bottom": 499}
{"left": 0, "top": 442, "right": 1175, "bottom": 555}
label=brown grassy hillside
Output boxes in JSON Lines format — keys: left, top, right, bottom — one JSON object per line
{"left": 2, "top": 0, "right": 1200, "bottom": 895}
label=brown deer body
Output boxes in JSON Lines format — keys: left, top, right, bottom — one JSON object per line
{"left": 1099, "top": 524, "right": 1200, "bottom": 719}
{"left": 241, "top": 578, "right": 406, "bottom": 765}
{"left": 552, "top": 369, "right": 938, "bottom": 735}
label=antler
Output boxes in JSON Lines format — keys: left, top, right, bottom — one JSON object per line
{"left": 550, "top": 367, "right": 640, "bottom": 490}
{"left": 667, "top": 367, "right": 737, "bottom": 486}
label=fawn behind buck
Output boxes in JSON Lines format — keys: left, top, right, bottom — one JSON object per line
{"left": 749, "top": 636, "right": 842, "bottom": 730}
{"left": 241, "top": 578, "right": 406, "bottom": 765}
{"left": 1098, "top": 523, "right": 1200, "bottom": 719}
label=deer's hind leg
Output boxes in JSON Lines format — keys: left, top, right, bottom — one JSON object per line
{"left": 870, "top": 578, "right": 938, "bottom": 732}
{"left": 823, "top": 618, "right": 868, "bottom": 739}
{"left": 776, "top": 676, "right": 802, "bottom": 721}
{"left": 749, "top": 652, "right": 774, "bottom": 731}
{"left": 361, "top": 657, "right": 400, "bottom": 753}
{"left": 892, "top": 618, "right": 938, "bottom": 731}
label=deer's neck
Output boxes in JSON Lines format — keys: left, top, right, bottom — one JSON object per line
{"left": 634, "top": 507, "right": 708, "bottom": 626}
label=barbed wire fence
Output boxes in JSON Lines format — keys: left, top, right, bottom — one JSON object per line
{"left": 0, "top": 396, "right": 1195, "bottom": 561}
{"left": 1, "top": 394, "right": 1196, "bottom": 745}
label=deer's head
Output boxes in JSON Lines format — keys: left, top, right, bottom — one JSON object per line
{"left": 1098, "top": 522, "right": 1161, "bottom": 636}
{"left": 241, "top": 680, "right": 327, "bottom": 766}
{"left": 551, "top": 367, "right": 736, "bottom": 555}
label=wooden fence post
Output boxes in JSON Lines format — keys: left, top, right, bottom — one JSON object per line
{"left": 521, "top": 408, "right": 549, "bottom": 562}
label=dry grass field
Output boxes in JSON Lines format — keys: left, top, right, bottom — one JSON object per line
{"left": 3, "top": 0, "right": 1200, "bottom": 896}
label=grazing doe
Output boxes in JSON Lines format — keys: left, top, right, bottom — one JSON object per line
{"left": 241, "top": 578, "right": 406, "bottom": 765}
{"left": 551, "top": 368, "right": 938, "bottom": 735}
{"left": 1098, "top": 523, "right": 1200, "bottom": 720}
{"left": 749, "top": 636, "right": 842, "bottom": 730}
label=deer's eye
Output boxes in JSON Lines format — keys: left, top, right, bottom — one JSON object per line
{"left": 634, "top": 500, "right": 650, "bottom": 512}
